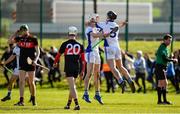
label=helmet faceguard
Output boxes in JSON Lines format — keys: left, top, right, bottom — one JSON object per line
{"left": 19, "top": 24, "right": 29, "bottom": 31}
{"left": 107, "top": 11, "right": 117, "bottom": 21}
{"left": 68, "top": 26, "right": 78, "bottom": 36}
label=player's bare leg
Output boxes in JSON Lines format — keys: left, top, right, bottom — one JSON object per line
{"left": 64, "top": 93, "right": 72, "bottom": 109}
{"left": 66, "top": 77, "right": 80, "bottom": 110}
{"left": 1, "top": 75, "right": 18, "bottom": 102}
{"left": 116, "top": 59, "right": 136, "bottom": 93}
{"left": 14, "top": 70, "right": 26, "bottom": 106}
{"left": 106, "top": 59, "right": 126, "bottom": 93}
{"left": 27, "top": 71, "right": 36, "bottom": 106}
{"left": 158, "top": 79, "right": 171, "bottom": 105}
{"left": 93, "top": 64, "right": 103, "bottom": 104}
{"left": 83, "top": 63, "right": 94, "bottom": 103}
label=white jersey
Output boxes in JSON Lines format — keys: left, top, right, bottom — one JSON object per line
{"left": 97, "top": 21, "right": 119, "bottom": 47}
{"left": 85, "top": 26, "right": 100, "bottom": 52}
{"left": 12, "top": 46, "right": 20, "bottom": 70}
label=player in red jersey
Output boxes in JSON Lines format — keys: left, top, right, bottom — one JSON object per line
{"left": 54, "top": 26, "right": 85, "bottom": 110}
{"left": 9, "top": 24, "right": 40, "bottom": 106}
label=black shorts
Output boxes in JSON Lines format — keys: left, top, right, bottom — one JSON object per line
{"left": 19, "top": 57, "right": 35, "bottom": 71}
{"left": 65, "top": 71, "right": 79, "bottom": 78}
{"left": 19, "top": 64, "right": 35, "bottom": 71}
{"left": 64, "top": 63, "right": 80, "bottom": 78}
{"left": 135, "top": 72, "right": 146, "bottom": 80}
{"left": 155, "top": 64, "right": 167, "bottom": 80}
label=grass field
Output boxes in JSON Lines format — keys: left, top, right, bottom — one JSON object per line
{"left": 0, "top": 87, "right": 180, "bottom": 114}
{"left": 0, "top": 38, "right": 180, "bottom": 113}
{"left": 40, "top": 38, "right": 180, "bottom": 58}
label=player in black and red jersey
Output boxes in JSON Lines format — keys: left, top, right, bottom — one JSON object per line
{"left": 10, "top": 24, "right": 40, "bottom": 106}
{"left": 54, "top": 26, "right": 85, "bottom": 110}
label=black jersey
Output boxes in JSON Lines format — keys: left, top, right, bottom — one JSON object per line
{"left": 1, "top": 48, "right": 14, "bottom": 69}
{"left": 59, "top": 39, "right": 84, "bottom": 74}
{"left": 15, "top": 35, "right": 38, "bottom": 71}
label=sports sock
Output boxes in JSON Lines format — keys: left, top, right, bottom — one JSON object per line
{"left": 31, "top": 96, "right": 35, "bottom": 100}
{"left": 95, "top": 91, "right": 100, "bottom": 96}
{"left": 30, "top": 95, "right": 33, "bottom": 99}
{"left": 74, "top": 99, "right": 79, "bottom": 106}
{"left": 67, "top": 100, "right": 72, "bottom": 106}
{"left": 20, "top": 97, "right": 24, "bottom": 102}
{"left": 162, "top": 87, "right": 167, "bottom": 102}
{"left": 127, "top": 77, "right": 133, "bottom": 83}
{"left": 118, "top": 78, "right": 124, "bottom": 85}
{"left": 84, "top": 90, "right": 89, "bottom": 95}
{"left": 7, "top": 91, "right": 11, "bottom": 97}
{"left": 157, "top": 87, "right": 162, "bottom": 102}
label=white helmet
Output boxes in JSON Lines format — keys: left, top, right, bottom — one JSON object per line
{"left": 137, "top": 50, "right": 143, "bottom": 55}
{"left": 68, "top": 26, "right": 78, "bottom": 35}
{"left": 88, "top": 13, "right": 97, "bottom": 22}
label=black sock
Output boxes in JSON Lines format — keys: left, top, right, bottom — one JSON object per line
{"left": 30, "top": 95, "right": 33, "bottom": 99}
{"left": 74, "top": 99, "right": 79, "bottom": 106}
{"left": 162, "top": 87, "right": 167, "bottom": 102}
{"left": 20, "top": 97, "right": 24, "bottom": 102}
{"left": 67, "top": 100, "right": 72, "bottom": 106}
{"left": 7, "top": 91, "right": 11, "bottom": 97}
{"left": 31, "top": 96, "right": 35, "bottom": 100}
{"left": 157, "top": 87, "right": 162, "bottom": 102}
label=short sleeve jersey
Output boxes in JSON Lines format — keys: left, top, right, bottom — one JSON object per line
{"left": 58, "top": 39, "right": 84, "bottom": 72}
{"left": 97, "top": 21, "right": 119, "bottom": 47}
{"left": 85, "top": 26, "right": 100, "bottom": 52}
{"left": 15, "top": 35, "right": 38, "bottom": 69}
{"left": 15, "top": 35, "right": 38, "bottom": 58}
{"left": 156, "top": 43, "right": 169, "bottom": 66}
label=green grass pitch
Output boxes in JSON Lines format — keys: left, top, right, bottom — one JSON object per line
{"left": 0, "top": 87, "right": 180, "bottom": 114}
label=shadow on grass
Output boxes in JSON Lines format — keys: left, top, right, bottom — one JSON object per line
{"left": 105, "top": 102, "right": 180, "bottom": 108}
{"left": 105, "top": 102, "right": 140, "bottom": 106}
{"left": 0, "top": 106, "right": 64, "bottom": 111}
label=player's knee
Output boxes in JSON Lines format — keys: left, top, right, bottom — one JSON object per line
{"left": 111, "top": 67, "right": 118, "bottom": 73}
{"left": 19, "top": 80, "right": 25, "bottom": 85}
{"left": 29, "top": 80, "right": 35, "bottom": 86}
{"left": 119, "top": 66, "right": 127, "bottom": 72}
{"left": 96, "top": 72, "right": 100, "bottom": 79}
{"left": 70, "top": 85, "right": 76, "bottom": 91}
{"left": 86, "top": 73, "right": 93, "bottom": 79}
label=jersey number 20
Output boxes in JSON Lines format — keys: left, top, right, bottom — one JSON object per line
{"left": 66, "top": 44, "right": 81, "bottom": 55}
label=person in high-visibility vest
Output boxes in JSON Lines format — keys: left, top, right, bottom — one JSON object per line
{"left": 103, "top": 63, "right": 116, "bottom": 93}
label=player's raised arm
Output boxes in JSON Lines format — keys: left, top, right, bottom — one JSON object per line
{"left": 8, "top": 30, "right": 20, "bottom": 44}
{"left": 119, "top": 20, "right": 128, "bottom": 28}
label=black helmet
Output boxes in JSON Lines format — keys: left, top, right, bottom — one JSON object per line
{"left": 107, "top": 11, "right": 117, "bottom": 20}
{"left": 19, "top": 24, "right": 29, "bottom": 31}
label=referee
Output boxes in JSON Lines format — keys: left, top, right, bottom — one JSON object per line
{"left": 155, "top": 34, "right": 177, "bottom": 105}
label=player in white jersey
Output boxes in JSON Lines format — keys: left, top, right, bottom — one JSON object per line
{"left": 97, "top": 11, "right": 136, "bottom": 93}
{"left": 1, "top": 45, "right": 20, "bottom": 101}
{"left": 82, "top": 14, "right": 108, "bottom": 104}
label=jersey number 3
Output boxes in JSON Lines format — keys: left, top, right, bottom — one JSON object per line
{"left": 110, "top": 28, "right": 116, "bottom": 38}
{"left": 66, "top": 44, "right": 81, "bottom": 55}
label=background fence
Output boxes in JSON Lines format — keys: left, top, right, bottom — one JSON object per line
{"left": 1, "top": 0, "right": 180, "bottom": 41}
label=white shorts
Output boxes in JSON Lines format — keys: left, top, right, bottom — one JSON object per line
{"left": 85, "top": 51, "right": 101, "bottom": 64}
{"left": 104, "top": 46, "right": 122, "bottom": 60}
{"left": 13, "top": 68, "right": 19, "bottom": 76}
